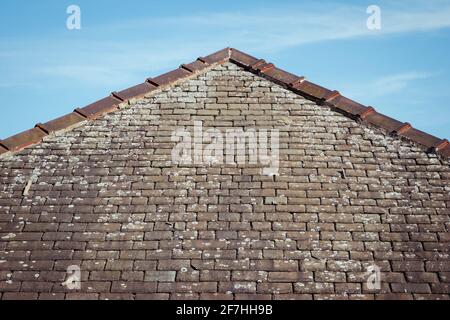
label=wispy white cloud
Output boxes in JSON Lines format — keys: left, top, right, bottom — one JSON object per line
{"left": 99, "top": 1, "right": 450, "bottom": 50}
{"left": 1, "top": 0, "right": 450, "bottom": 87}
{"left": 341, "top": 71, "right": 436, "bottom": 100}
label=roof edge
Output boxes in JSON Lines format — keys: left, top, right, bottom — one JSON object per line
{"left": 1, "top": 47, "right": 448, "bottom": 160}
{"left": 229, "top": 48, "right": 449, "bottom": 160}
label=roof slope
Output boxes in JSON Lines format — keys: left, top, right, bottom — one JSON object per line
{"left": 0, "top": 48, "right": 449, "bottom": 159}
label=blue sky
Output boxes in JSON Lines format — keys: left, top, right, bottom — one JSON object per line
{"left": 1, "top": 0, "right": 450, "bottom": 139}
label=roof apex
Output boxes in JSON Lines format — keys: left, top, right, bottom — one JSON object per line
{"left": 0, "top": 47, "right": 448, "bottom": 160}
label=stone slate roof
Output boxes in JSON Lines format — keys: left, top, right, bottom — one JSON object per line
{"left": 0, "top": 48, "right": 449, "bottom": 300}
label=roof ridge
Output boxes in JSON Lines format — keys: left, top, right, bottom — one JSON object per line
{"left": 0, "top": 47, "right": 449, "bottom": 159}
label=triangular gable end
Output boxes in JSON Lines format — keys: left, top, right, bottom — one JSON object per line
{"left": 0, "top": 47, "right": 448, "bottom": 159}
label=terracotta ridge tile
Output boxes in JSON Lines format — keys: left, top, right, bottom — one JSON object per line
{"left": 0, "top": 127, "right": 47, "bottom": 152}
{"left": 147, "top": 68, "right": 192, "bottom": 87}
{"left": 0, "top": 144, "right": 8, "bottom": 156}
{"left": 145, "top": 78, "right": 161, "bottom": 87}
{"left": 433, "top": 139, "right": 449, "bottom": 152}
{"left": 288, "top": 77, "right": 306, "bottom": 87}
{"left": 34, "top": 123, "right": 49, "bottom": 134}
{"left": 437, "top": 144, "right": 450, "bottom": 157}
{"left": 200, "top": 47, "right": 230, "bottom": 64}
{"left": 358, "top": 106, "right": 376, "bottom": 120}
{"left": 249, "top": 59, "right": 267, "bottom": 69}
{"left": 259, "top": 63, "right": 275, "bottom": 73}
{"left": 247, "top": 64, "right": 302, "bottom": 89}
{"left": 74, "top": 108, "right": 88, "bottom": 118}
{"left": 229, "top": 48, "right": 259, "bottom": 67}
{"left": 362, "top": 112, "right": 403, "bottom": 133}
{"left": 180, "top": 59, "right": 210, "bottom": 73}
{"left": 328, "top": 96, "right": 367, "bottom": 116}
{"left": 116, "top": 82, "right": 158, "bottom": 101}
{"left": 180, "top": 64, "right": 191, "bottom": 71}
{"left": 393, "top": 122, "right": 412, "bottom": 135}
{"left": 400, "top": 127, "right": 442, "bottom": 150}
{"left": 35, "top": 112, "right": 87, "bottom": 135}
{"left": 110, "top": 92, "right": 125, "bottom": 102}
{"left": 180, "top": 64, "right": 195, "bottom": 73}
{"left": 292, "top": 80, "right": 333, "bottom": 102}
{"left": 324, "top": 90, "right": 341, "bottom": 103}
{"left": 263, "top": 68, "right": 302, "bottom": 88}
{"left": 74, "top": 95, "right": 122, "bottom": 120}
{"left": 247, "top": 60, "right": 275, "bottom": 74}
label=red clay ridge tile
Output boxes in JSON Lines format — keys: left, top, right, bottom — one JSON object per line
{"left": 263, "top": 67, "right": 301, "bottom": 87}
{"left": 146, "top": 78, "right": 160, "bottom": 87}
{"left": 75, "top": 96, "right": 122, "bottom": 120}
{"left": 200, "top": 47, "right": 230, "bottom": 64}
{"left": 147, "top": 68, "right": 192, "bottom": 87}
{"left": 0, "top": 145, "right": 8, "bottom": 155}
{"left": 248, "top": 59, "right": 266, "bottom": 69}
{"left": 115, "top": 82, "right": 158, "bottom": 101}
{"left": 392, "top": 122, "right": 412, "bottom": 135}
{"left": 399, "top": 127, "right": 442, "bottom": 150}
{"left": 229, "top": 49, "right": 302, "bottom": 89}
{"left": 110, "top": 92, "right": 125, "bottom": 102}
{"left": 329, "top": 95, "right": 369, "bottom": 117}
{"left": 324, "top": 90, "right": 341, "bottom": 103}
{"left": 36, "top": 112, "right": 86, "bottom": 135}
{"left": 293, "top": 80, "right": 333, "bottom": 101}
{"left": 181, "top": 60, "right": 209, "bottom": 73}
{"left": 257, "top": 63, "right": 275, "bottom": 73}
{"left": 434, "top": 139, "right": 449, "bottom": 152}
{"left": 229, "top": 48, "right": 259, "bottom": 67}
{"left": 288, "top": 77, "right": 306, "bottom": 87}
{"left": 358, "top": 106, "right": 376, "bottom": 120}
{"left": 248, "top": 59, "right": 270, "bottom": 71}
{"left": 364, "top": 112, "right": 403, "bottom": 133}
{"left": 0, "top": 127, "right": 47, "bottom": 152}
{"left": 437, "top": 144, "right": 450, "bottom": 158}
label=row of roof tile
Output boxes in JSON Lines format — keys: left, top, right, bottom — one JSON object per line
{"left": 0, "top": 47, "right": 449, "bottom": 159}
